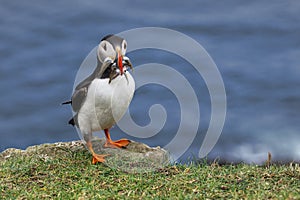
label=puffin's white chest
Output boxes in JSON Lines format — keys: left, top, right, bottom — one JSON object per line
{"left": 78, "top": 72, "right": 135, "bottom": 132}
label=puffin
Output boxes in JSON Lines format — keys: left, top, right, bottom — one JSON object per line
{"left": 63, "top": 34, "right": 135, "bottom": 164}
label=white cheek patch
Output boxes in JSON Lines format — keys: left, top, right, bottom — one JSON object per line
{"left": 98, "top": 41, "right": 116, "bottom": 62}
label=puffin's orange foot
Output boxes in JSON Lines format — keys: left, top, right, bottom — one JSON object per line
{"left": 104, "top": 139, "right": 131, "bottom": 149}
{"left": 91, "top": 154, "right": 110, "bottom": 164}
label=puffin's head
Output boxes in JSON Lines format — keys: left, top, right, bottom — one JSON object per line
{"left": 97, "top": 34, "right": 127, "bottom": 75}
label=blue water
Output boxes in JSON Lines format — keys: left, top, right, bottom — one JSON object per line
{"left": 1, "top": 0, "right": 299, "bottom": 163}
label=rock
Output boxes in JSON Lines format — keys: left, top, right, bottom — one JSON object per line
{"left": 0, "top": 140, "right": 170, "bottom": 173}
{"left": 0, "top": 141, "right": 84, "bottom": 162}
{"left": 91, "top": 138, "right": 170, "bottom": 173}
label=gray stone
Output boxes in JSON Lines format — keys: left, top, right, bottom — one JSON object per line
{"left": 91, "top": 138, "right": 170, "bottom": 173}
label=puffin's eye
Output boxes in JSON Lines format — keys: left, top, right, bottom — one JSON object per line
{"left": 103, "top": 43, "right": 107, "bottom": 51}
{"left": 121, "top": 40, "right": 127, "bottom": 56}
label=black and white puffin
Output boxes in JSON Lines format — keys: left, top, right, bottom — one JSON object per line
{"left": 63, "top": 34, "right": 135, "bottom": 164}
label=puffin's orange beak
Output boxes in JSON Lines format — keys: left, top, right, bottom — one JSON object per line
{"left": 117, "top": 50, "right": 123, "bottom": 75}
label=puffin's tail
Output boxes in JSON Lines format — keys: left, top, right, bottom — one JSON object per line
{"left": 62, "top": 100, "right": 72, "bottom": 105}
{"left": 68, "top": 114, "right": 78, "bottom": 127}
{"left": 68, "top": 118, "right": 75, "bottom": 126}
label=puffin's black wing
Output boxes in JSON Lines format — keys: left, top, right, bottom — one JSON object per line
{"left": 70, "top": 61, "right": 113, "bottom": 112}
{"left": 71, "top": 87, "right": 88, "bottom": 112}
{"left": 61, "top": 75, "right": 93, "bottom": 108}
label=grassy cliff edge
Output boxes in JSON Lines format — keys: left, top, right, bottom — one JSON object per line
{"left": 1, "top": 141, "right": 299, "bottom": 199}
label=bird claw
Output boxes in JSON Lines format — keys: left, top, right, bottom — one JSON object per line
{"left": 91, "top": 154, "right": 110, "bottom": 164}
{"left": 104, "top": 139, "right": 131, "bottom": 149}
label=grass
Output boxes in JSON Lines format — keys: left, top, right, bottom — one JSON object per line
{"left": 0, "top": 142, "right": 299, "bottom": 199}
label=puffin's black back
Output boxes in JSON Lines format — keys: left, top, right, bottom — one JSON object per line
{"left": 101, "top": 34, "right": 114, "bottom": 41}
